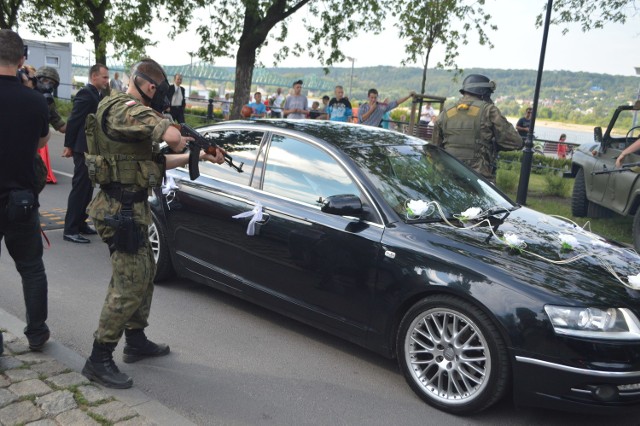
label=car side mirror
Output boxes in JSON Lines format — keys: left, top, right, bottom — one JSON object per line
{"left": 594, "top": 127, "right": 603, "bottom": 143}
{"left": 321, "top": 194, "right": 363, "bottom": 217}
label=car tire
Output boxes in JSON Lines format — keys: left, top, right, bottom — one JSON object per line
{"left": 633, "top": 209, "right": 640, "bottom": 253}
{"left": 397, "top": 295, "right": 509, "bottom": 415}
{"left": 149, "top": 211, "right": 174, "bottom": 282}
{"left": 571, "top": 168, "right": 589, "bottom": 217}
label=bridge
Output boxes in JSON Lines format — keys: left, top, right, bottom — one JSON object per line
{"left": 71, "top": 56, "right": 333, "bottom": 92}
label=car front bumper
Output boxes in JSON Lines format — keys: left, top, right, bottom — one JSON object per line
{"left": 513, "top": 355, "right": 640, "bottom": 413}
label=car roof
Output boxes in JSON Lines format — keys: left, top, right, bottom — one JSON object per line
{"left": 200, "top": 119, "right": 425, "bottom": 151}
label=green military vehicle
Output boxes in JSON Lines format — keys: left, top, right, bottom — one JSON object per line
{"left": 570, "top": 100, "right": 640, "bottom": 250}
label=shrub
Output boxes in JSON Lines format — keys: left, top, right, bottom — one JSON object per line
{"left": 543, "top": 173, "right": 572, "bottom": 197}
{"left": 496, "top": 169, "right": 518, "bottom": 193}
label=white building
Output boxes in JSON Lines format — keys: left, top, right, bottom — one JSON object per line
{"left": 23, "top": 39, "right": 73, "bottom": 100}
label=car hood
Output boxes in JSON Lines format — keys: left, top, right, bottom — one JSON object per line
{"left": 413, "top": 206, "right": 640, "bottom": 307}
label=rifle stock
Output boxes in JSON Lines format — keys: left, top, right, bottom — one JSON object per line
{"left": 179, "top": 123, "right": 244, "bottom": 180}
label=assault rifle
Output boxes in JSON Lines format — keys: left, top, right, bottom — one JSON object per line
{"left": 591, "top": 161, "right": 640, "bottom": 175}
{"left": 179, "top": 123, "right": 244, "bottom": 180}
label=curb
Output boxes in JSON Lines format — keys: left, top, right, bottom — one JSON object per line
{"left": 0, "top": 308, "right": 195, "bottom": 426}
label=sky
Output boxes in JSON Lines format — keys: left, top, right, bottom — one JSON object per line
{"left": 21, "top": 0, "right": 640, "bottom": 77}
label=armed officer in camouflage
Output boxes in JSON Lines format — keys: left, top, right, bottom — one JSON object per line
{"left": 81, "top": 58, "right": 224, "bottom": 389}
{"left": 35, "top": 66, "right": 67, "bottom": 133}
{"left": 432, "top": 74, "right": 522, "bottom": 182}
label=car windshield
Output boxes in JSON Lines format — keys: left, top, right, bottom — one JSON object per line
{"left": 349, "top": 144, "right": 515, "bottom": 222}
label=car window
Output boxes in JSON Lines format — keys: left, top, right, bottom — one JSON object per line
{"left": 196, "top": 129, "right": 264, "bottom": 185}
{"left": 263, "top": 134, "right": 362, "bottom": 206}
{"left": 608, "top": 110, "right": 640, "bottom": 150}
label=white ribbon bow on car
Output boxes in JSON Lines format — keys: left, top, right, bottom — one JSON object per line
{"left": 232, "top": 202, "right": 264, "bottom": 236}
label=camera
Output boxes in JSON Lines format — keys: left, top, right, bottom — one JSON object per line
{"left": 17, "top": 68, "right": 37, "bottom": 88}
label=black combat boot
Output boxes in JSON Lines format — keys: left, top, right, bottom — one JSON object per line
{"left": 82, "top": 340, "right": 133, "bottom": 389}
{"left": 123, "top": 329, "right": 170, "bottom": 364}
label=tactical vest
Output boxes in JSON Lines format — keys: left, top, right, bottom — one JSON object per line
{"left": 441, "top": 100, "right": 491, "bottom": 162}
{"left": 85, "top": 96, "right": 165, "bottom": 188}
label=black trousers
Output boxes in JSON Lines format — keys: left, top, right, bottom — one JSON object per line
{"left": 0, "top": 198, "right": 49, "bottom": 340}
{"left": 64, "top": 152, "right": 94, "bottom": 234}
{"left": 170, "top": 106, "right": 185, "bottom": 124}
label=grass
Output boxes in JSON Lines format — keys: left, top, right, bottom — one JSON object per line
{"left": 499, "top": 171, "right": 634, "bottom": 246}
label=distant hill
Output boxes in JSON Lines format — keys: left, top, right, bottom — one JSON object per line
{"left": 264, "top": 66, "right": 638, "bottom": 106}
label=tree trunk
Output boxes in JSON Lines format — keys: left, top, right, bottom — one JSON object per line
{"left": 231, "top": 44, "right": 256, "bottom": 120}
{"left": 420, "top": 48, "right": 432, "bottom": 95}
{"left": 0, "top": 0, "right": 21, "bottom": 29}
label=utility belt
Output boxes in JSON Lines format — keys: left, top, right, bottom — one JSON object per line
{"left": 101, "top": 185, "right": 148, "bottom": 254}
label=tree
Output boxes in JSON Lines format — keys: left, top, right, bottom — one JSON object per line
{"left": 21, "top": 0, "right": 185, "bottom": 65}
{"left": 393, "top": 0, "right": 496, "bottom": 95}
{"left": 183, "top": 0, "right": 390, "bottom": 119}
{"left": 0, "top": 0, "right": 21, "bottom": 29}
{"left": 536, "top": 0, "right": 639, "bottom": 32}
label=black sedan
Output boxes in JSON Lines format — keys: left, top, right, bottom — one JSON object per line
{"left": 149, "top": 120, "right": 640, "bottom": 415}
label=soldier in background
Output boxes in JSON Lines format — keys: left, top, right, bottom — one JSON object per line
{"left": 81, "top": 58, "right": 224, "bottom": 389}
{"left": 432, "top": 74, "right": 522, "bottom": 182}
{"left": 35, "top": 66, "right": 67, "bottom": 133}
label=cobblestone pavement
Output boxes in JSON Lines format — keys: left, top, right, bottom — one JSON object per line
{"left": 0, "top": 331, "right": 154, "bottom": 426}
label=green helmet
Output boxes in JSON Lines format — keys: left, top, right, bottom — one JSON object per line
{"left": 36, "top": 66, "right": 60, "bottom": 86}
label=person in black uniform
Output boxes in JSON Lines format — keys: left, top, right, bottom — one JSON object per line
{"left": 0, "top": 29, "right": 51, "bottom": 351}
{"left": 62, "top": 63, "right": 110, "bottom": 243}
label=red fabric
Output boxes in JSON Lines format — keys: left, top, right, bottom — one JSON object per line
{"left": 557, "top": 143, "right": 567, "bottom": 159}
{"left": 37, "top": 145, "right": 57, "bottom": 184}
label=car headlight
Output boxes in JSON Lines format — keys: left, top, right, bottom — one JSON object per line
{"left": 544, "top": 305, "right": 640, "bottom": 340}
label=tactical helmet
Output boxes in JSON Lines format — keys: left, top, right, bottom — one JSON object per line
{"left": 460, "top": 74, "right": 496, "bottom": 97}
{"left": 35, "top": 66, "right": 60, "bottom": 86}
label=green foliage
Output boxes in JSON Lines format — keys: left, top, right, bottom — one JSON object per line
{"left": 543, "top": 173, "right": 571, "bottom": 197}
{"left": 392, "top": 0, "right": 496, "bottom": 94}
{"left": 496, "top": 169, "right": 518, "bottom": 193}
{"left": 54, "top": 98, "right": 73, "bottom": 121}
{"left": 537, "top": 1, "right": 636, "bottom": 32}
{"left": 498, "top": 151, "right": 572, "bottom": 175}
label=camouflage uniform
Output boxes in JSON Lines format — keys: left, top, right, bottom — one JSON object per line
{"left": 87, "top": 92, "right": 171, "bottom": 344}
{"left": 48, "top": 102, "right": 66, "bottom": 132}
{"left": 433, "top": 94, "right": 522, "bottom": 180}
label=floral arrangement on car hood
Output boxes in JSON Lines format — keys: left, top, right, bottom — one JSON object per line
{"left": 405, "top": 199, "right": 640, "bottom": 291}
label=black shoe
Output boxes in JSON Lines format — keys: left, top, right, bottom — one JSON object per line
{"left": 82, "top": 358, "right": 133, "bottom": 389}
{"left": 83, "top": 340, "right": 133, "bottom": 389}
{"left": 28, "top": 331, "right": 50, "bottom": 351}
{"left": 123, "top": 329, "right": 170, "bottom": 363}
{"left": 63, "top": 234, "right": 90, "bottom": 244}
{"left": 79, "top": 224, "right": 97, "bottom": 235}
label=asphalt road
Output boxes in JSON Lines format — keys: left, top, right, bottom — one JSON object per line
{"left": 1, "top": 132, "right": 638, "bottom": 425}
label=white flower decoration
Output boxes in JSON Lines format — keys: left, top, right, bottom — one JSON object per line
{"left": 502, "top": 233, "right": 526, "bottom": 253}
{"left": 460, "top": 207, "right": 482, "bottom": 221}
{"left": 559, "top": 233, "right": 579, "bottom": 251}
{"left": 627, "top": 274, "right": 640, "bottom": 290}
{"left": 407, "top": 200, "right": 430, "bottom": 217}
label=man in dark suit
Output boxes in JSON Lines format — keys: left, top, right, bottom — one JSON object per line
{"left": 167, "top": 73, "right": 186, "bottom": 123}
{"left": 62, "top": 63, "right": 109, "bottom": 243}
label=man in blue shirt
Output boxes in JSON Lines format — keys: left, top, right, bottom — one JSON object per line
{"left": 247, "top": 92, "right": 266, "bottom": 119}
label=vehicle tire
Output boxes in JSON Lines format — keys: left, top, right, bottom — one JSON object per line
{"left": 149, "top": 211, "right": 174, "bottom": 282}
{"left": 397, "top": 295, "right": 509, "bottom": 415}
{"left": 571, "top": 168, "right": 589, "bottom": 217}
{"left": 633, "top": 209, "right": 640, "bottom": 253}
{"left": 586, "top": 201, "right": 613, "bottom": 218}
